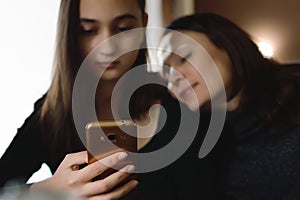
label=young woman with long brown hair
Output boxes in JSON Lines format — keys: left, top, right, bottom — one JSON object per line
{"left": 0, "top": 0, "right": 165, "bottom": 199}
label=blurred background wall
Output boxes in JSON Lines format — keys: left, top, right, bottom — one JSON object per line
{"left": 160, "top": 0, "right": 300, "bottom": 64}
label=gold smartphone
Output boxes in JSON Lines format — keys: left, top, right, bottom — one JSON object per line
{"left": 86, "top": 120, "right": 137, "bottom": 165}
{"left": 85, "top": 120, "right": 138, "bottom": 199}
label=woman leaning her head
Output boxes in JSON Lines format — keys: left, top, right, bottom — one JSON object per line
{"left": 163, "top": 13, "right": 300, "bottom": 126}
{"left": 159, "top": 13, "right": 300, "bottom": 199}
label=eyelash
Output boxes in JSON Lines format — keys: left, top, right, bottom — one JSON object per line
{"left": 80, "top": 26, "right": 133, "bottom": 35}
{"left": 117, "top": 26, "right": 133, "bottom": 32}
{"left": 181, "top": 54, "right": 191, "bottom": 63}
{"left": 80, "top": 27, "right": 97, "bottom": 35}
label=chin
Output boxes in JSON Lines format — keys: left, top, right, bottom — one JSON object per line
{"left": 184, "top": 100, "right": 200, "bottom": 112}
{"left": 187, "top": 104, "right": 200, "bottom": 112}
{"left": 100, "top": 71, "right": 122, "bottom": 80}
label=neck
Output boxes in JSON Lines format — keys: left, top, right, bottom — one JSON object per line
{"left": 95, "top": 78, "right": 119, "bottom": 120}
{"left": 226, "top": 91, "right": 242, "bottom": 111}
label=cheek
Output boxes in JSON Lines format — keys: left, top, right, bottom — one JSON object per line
{"left": 120, "top": 50, "right": 140, "bottom": 68}
{"left": 80, "top": 36, "right": 104, "bottom": 60}
{"left": 79, "top": 39, "right": 93, "bottom": 59}
{"left": 120, "top": 31, "right": 145, "bottom": 49}
{"left": 194, "top": 83, "right": 210, "bottom": 106}
{"left": 187, "top": 67, "right": 210, "bottom": 107}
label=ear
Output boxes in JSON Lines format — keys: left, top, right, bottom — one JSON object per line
{"left": 143, "top": 12, "right": 148, "bottom": 27}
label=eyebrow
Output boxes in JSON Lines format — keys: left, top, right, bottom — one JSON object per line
{"left": 80, "top": 14, "right": 137, "bottom": 24}
{"left": 115, "top": 14, "right": 137, "bottom": 21}
{"left": 80, "top": 18, "right": 96, "bottom": 24}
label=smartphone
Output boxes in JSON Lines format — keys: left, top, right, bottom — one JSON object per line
{"left": 86, "top": 120, "right": 137, "bottom": 199}
{"left": 86, "top": 120, "right": 137, "bottom": 164}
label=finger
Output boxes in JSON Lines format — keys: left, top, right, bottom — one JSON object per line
{"left": 89, "top": 180, "right": 138, "bottom": 200}
{"left": 78, "top": 152, "right": 128, "bottom": 182}
{"left": 61, "top": 151, "right": 88, "bottom": 168}
{"left": 79, "top": 165, "right": 135, "bottom": 196}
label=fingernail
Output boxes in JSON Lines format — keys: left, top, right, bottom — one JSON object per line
{"left": 118, "top": 152, "right": 128, "bottom": 160}
{"left": 126, "top": 165, "right": 135, "bottom": 173}
{"left": 132, "top": 180, "right": 138, "bottom": 186}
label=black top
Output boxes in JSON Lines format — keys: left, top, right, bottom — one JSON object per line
{"left": 221, "top": 111, "right": 300, "bottom": 199}
{"left": 0, "top": 93, "right": 219, "bottom": 199}
{"left": 1, "top": 93, "right": 300, "bottom": 199}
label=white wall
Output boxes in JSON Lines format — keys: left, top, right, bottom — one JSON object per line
{"left": 145, "top": 0, "right": 164, "bottom": 72}
{"left": 0, "top": 0, "right": 60, "bottom": 182}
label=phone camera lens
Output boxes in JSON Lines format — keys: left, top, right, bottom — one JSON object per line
{"left": 107, "top": 134, "right": 116, "bottom": 141}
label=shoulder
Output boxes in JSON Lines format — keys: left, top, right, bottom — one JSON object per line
{"left": 17, "top": 93, "right": 47, "bottom": 133}
{"left": 33, "top": 93, "right": 47, "bottom": 110}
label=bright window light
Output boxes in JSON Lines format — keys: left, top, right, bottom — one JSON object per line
{"left": 258, "top": 41, "right": 274, "bottom": 58}
{"left": 0, "top": 0, "right": 60, "bottom": 183}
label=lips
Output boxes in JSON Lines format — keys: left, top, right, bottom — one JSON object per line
{"left": 179, "top": 83, "right": 199, "bottom": 100}
{"left": 97, "top": 61, "right": 120, "bottom": 69}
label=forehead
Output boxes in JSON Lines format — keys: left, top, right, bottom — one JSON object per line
{"left": 183, "top": 30, "right": 216, "bottom": 51}
{"left": 79, "top": 0, "right": 141, "bottom": 19}
{"left": 166, "top": 30, "right": 216, "bottom": 51}
{"left": 177, "top": 30, "right": 228, "bottom": 58}
{"left": 163, "top": 30, "right": 228, "bottom": 62}
{"left": 158, "top": 30, "right": 210, "bottom": 62}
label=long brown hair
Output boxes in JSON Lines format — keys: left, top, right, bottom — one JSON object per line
{"left": 41, "top": 0, "right": 163, "bottom": 151}
{"left": 166, "top": 13, "right": 300, "bottom": 126}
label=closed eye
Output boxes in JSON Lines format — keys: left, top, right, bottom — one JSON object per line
{"left": 80, "top": 26, "right": 97, "bottom": 35}
{"left": 82, "top": 29, "right": 95, "bottom": 34}
{"left": 181, "top": 53, "right": 191, "bottom": 63}
{"left": 118, "top": 26, "right": 133, "bottom": 32}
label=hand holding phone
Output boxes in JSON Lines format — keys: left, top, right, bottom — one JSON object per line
{"left": 86, "top": 120, "right": 138, "bottom": 200}
{"left": 30, "top": 151, "right": 138, "bottom": 199}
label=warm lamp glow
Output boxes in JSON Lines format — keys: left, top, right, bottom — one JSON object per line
{"left": 258, "top": 41, "right": 274, "bottom": 58}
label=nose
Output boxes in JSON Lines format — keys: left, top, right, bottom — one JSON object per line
{"left": 168, "top": 67, "right": 186, "bottom": 87}
{"left": 96, "top": 30, "right": 117, "bottom": 56}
